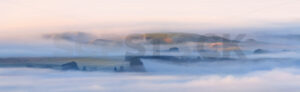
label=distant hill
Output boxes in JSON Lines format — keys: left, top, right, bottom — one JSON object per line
{"left": 141, "top": 32, "right": 237, "bottom": 44}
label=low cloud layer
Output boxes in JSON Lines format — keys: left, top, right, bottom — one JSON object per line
{"left": 44, "top": 32, "right": 122, "bottom": 46}
{"left": 43, "top": 32, "right": 97, "bottom": 44}
{"left": 0, "top": 68, "right": 300, "bottom": 92}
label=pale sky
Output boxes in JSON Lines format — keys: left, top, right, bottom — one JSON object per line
{"left": 1, "top": 0, "right": 300, "bottom": 41}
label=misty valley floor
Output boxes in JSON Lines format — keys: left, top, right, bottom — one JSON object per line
{"left": 0, "top": 67, "right": 300, "bottom": 92}
{"left": 0, "top": 56, "right": 300, "bottom": 92}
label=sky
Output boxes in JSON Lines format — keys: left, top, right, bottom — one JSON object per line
{"left": 1, "top": 0, "right": 300, "bottom": 57}
{"left": 1, "top": 0, "right": 300, "bottom": 31}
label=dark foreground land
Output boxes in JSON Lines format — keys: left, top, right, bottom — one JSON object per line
{"left": 0, "top": 55, "right": 239, "bottom": 72}
{"left": 0, "top": 57, "right": 129, "bottom": 71}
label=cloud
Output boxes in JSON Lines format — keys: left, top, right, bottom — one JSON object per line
{"left": 44, "top": 32, "right": 123, "bottom": 46}
{"left": 0, "top": 68, "right": 300, "bottom": 92}
{"left": 43, "top": 32, "right": 97, "bottom": 44}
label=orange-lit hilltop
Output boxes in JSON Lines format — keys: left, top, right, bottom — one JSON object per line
{"left": 140, "top": 32, "right": 235, "bottom": 45}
